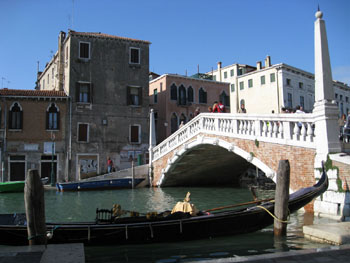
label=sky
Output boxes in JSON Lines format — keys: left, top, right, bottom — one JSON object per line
{"left": 0, "top": 0, "right": 349, "bottom": 90}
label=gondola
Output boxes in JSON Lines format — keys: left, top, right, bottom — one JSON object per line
{"left": 0, "top": 170, "right": 328, "bottom": 246}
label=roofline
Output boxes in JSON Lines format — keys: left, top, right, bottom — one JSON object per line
{"left": 149, "top": 73, "right": 230, "bottom": 85}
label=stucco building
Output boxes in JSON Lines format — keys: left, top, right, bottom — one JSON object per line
{"left": 208, "top": 56, "right": 350, "bottom": 114}
{"left": 0, "top": 89, "right": 68, "bottom": 182}
{"left": 37, "top": 30, "right": 151, "bottom": 181}
{"left": 149, "top": 74, "right": 230, "bottom": 143}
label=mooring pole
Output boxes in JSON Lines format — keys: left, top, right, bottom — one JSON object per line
{"left": 274, "top": 160, "right": 290, "bottom": 236}
{"left": 131, "top": 160, "right": 135, "bottom": 189}
{"left": 24, "top": 169, "right": 47, "bottom": 245}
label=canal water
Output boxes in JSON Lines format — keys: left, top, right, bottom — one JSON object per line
{"left": 0, "top": 186, "right": 336, "bottom": 262}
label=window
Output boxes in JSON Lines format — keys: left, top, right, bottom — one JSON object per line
{"left": 224, "top": 71, "right": 227, "bottom": 79}
{"left": 230, "top": 69, "right": 234, "bottom": 77}
{"left": 300, "top": 96, "right": 305, "bottom": 109}
{"left": 299, "top": 82, "right": 303, "bottom": 89}
{"left": 213, "top": 75, "right": 216, "bottom": 81}
{"left": 77, "top": 123, "right": 89, "bottom": 142}
{"left": 43, "top": 79, "right": 45, "bottom": 89}
{"left": 340, "top": 95, "right": 343, "bottom": 101}
{"left": 79, "top": 42, "right": 90, "bottom": 59}
{"left": 261, "top": 75, "right": 265, "bottom": 85}
{"left": 46, "top": 103, "right": 60, "bottom": 130}
{"left": 248, "top": 79, "right": 253, "bottom": 88}
{"left": 187, "top": 86, "right": 193, "bottom": 103}
{"left": 346, "top": 97, "right": 349, "bottom": 103}
{"left": 153, "top": 89, "right": 158, "bottom": 104}
{"left": 170, "top": 113, "right": 178, "bottom": 134}
{"left": 9, "top": 102, "right": 22, "bottom": 130}
{"left": 76, "top": 82, "right": 92, "bottom": 103}
{"left": 127, "top": 86, "right": 142, "bottom": 106}
{"left": 47, "top": 74, "right": 50, "bottom": 85}
{"left": 170, "top": 84, "right": 177, "bottom": 101}
{"left": 198, "top": 88, "right": 207, "bottom": 103}
{"left": 239, "top": 81, "right": 244, "bottom": 90}
{"left": 335, "top": 93, "right": 338, "bottom": 99}
{"left": 270, "top": 73, "right": 275, "bottom": 82}
{"left": 286, "top": 78, "right": 291, "bottom": 85}
{"left": 238, "top": 68, "right": 243, "bottom": 76}
{"left": 130, "top": 124, "right": 141, "bottom": 144}
{"left": 178, "top": 85, "right": 186, "bottom": 105}
{"left": 220, "top": 91, "right": 230, "bottom": 107}
{"left": 52, "top": 68, "right": 54, "bottom": 80}
{"left": 287, "top": 93, "right": 293, "bottom": 108}
{"left": 129, "top": 47, "right": 140, "bottom": 64}
{"left": 231, "top": 84, "right": 235, "bottom": 92}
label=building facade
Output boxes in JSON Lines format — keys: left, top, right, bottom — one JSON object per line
{"left": 149, "top": 74, "right": 230, "bottom": 143}
{"left": 208, "top": 56, "right": 350, "bottom": 114}
{"left": 0, "top": 89, "right": 68, "bottom": 182}
{"left": 37, "top": 30, "right": 151, "bottom": 181}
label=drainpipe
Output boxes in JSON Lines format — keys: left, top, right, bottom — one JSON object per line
{"left": 1, "top": 98, "right": 7, "bottom": 182}
{"left": 276, "top": 67, "right": 281, "bottom": 113}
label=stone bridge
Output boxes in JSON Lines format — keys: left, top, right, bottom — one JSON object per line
{"left": 150, "top": 113, "right": 317, "bottom": 192}
{"left": 148, "top": 112, "right": 350, "bottom": 216}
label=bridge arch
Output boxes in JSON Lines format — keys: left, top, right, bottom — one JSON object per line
{"left": 157, "top": 136, "right": 276, "bottom": 187}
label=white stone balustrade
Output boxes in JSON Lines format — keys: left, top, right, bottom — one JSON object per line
{"left": 152, "top": 113, "right": 316, "bottom": 161}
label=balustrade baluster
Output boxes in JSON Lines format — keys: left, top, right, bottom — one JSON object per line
{"left": 293, "top": 122, "right": 300, "bottom": 141}
{"left": 273, "top": 121, "right": 278, "bottom": 138}
{"left": 307, "top": 122, "right": 314, "bottom": 142}
{"left": 262, "top": 121, "right": 268, "bottom": 137}
{"left": 278, "top": 121, "right": 283, "bottom": 139}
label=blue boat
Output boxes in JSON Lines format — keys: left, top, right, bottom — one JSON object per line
{"left": 56, "top": 178, "right": 145, "bottom": 192}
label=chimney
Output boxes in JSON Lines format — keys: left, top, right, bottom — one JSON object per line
{"left": 217, "top": 62, "right": 222, "bottom": 81}
{"left": 257, "top": 61, "right": 262, "bottom": 70}
{"left": 265, "top": 55, "right": 271, "bottom": 68}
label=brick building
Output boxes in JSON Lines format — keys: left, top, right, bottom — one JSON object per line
{"left": 149, "top": 74, "right": 230, "bottom": 143}
{"left": 0, "top": 89, "right": 68, "bottom": 182}
{"left": 36, "top": 30, "right": 151, "bottom": 181}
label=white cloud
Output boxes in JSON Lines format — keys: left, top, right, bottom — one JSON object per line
{"left": 333, "top": 66, "right": 350, "bottom": 85}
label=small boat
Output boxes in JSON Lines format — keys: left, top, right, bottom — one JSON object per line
{"left": 0, "top": 181, "right": 25, "bottom": 193}
{"left": 56, "top": 177, "right": 145, "bottom": 191}
{"left": 0, "top": 170, "right": 328, "bottom": 246}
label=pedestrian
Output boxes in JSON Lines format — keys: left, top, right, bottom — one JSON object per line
{"left": 194, "top": 107, "right": 200, "bottom": 116}
{"left": 295, "top": 105, "right": 305, "bottom": 129}
{"left": 107, "top": 157, "right": 114, "bottom": 173}
{"left": 238, "top": 104, "right": 247, "bottom": 113}
{"left": 208, "top": 106, "right": 213, "bottom": 112}
{"left": 218, "top": 101, "right": 225, "bottom": 113}
{"left": 179, "top": 121, "right": 184, "bottom": 128}
{"left": 213, "top": 101, "right": 220, "bottom": 113}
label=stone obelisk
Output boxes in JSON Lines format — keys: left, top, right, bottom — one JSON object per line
{"left": 313, "top": 8, "right": 341, "bottom": 166}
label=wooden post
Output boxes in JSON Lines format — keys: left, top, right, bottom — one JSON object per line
{"left": 24, "top": 169, "right": 47, "bottom": 245}
{"left": 131, "top": 160, "right": 135, "bottom": 189}
{"left": 274, "top": 160, "right": 290, "bottom": 236}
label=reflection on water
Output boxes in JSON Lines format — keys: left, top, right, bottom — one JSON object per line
{"left": 0, "top": 187, "right": 337, "bottom": 262}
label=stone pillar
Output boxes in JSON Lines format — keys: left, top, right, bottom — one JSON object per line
{"left": 313, "top": 9, "right": 341, "bottom": 167}
{"left": 148, "top": 109, "right": 156, "bottom": 186}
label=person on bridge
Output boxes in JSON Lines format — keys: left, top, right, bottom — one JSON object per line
{"left": 238, "top": 104, "right": 247, "bottom": 113}
{"left": 218, "top": 101, "right": 226, "bottom": 113}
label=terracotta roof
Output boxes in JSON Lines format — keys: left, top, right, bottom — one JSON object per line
{"left": 0, "top": 89, "right": 68, "bottom": 98}
{"left": 69, "top": 31, "right": 151, "bottom": 44}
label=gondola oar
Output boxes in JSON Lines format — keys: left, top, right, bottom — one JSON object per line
{"left": 203, "top": 197, "right": 274, "bottom": 213}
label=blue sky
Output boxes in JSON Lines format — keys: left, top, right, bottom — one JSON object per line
{"left": 1, "top": 0, "right": 349, "bottom": 90}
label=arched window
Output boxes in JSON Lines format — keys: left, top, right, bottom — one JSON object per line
{"left": 9, "top": 102, "right": 23, "bottom": 129}
{"left": 46, "top": 103, "right": 60, "bottom": 130}
{"left": 179, "top": 85, "right": 186, "bottom": 105}
{"left": 220, "top": 91, "right": 230, "bottom": 107}
{"left": 170, "top": 84, "right": 177, "bottom": 101}
{"left": 187, "top": 86, "right": 194, "bottom": 103}
{"left": 199, "top": 88, "right": 207, "bottom": 103}
{"left": 170, "top": 113, "right": 178, "bottom": 134}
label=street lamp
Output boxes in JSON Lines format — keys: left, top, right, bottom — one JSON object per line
{"left": 50, "top": 132, "right": 55, "bottom": 186}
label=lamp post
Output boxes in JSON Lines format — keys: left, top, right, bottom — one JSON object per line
{"left": 50, "top": 132, "right": 55, "bottom": 186}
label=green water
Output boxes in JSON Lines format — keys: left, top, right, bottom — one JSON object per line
{"left": 0, "top": 187, "right": 336, "bottom": 262}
